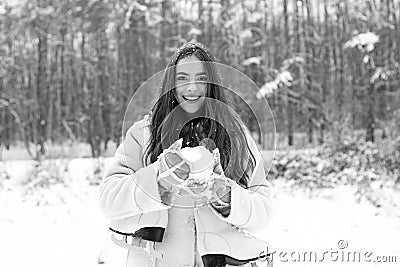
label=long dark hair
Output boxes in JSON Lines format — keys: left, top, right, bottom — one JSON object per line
{"left": 144, "top": 42, "right": 255, "bottom": 188}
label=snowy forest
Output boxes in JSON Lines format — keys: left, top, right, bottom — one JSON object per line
{"left": 0, "top": 0, "right": 399, "bottom": 156}
{"left": 0, "top": 0, "right": 399, "bottom": 266}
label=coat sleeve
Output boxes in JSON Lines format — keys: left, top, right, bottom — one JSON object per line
{"left": 98, "top": 122, "right": 170, "bottom": 221}
{"left": 211, "top": 134, "right": 273, "bottom": 233}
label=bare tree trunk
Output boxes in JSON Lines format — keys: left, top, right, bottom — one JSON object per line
{"left": 262, "top": 0, "right": 275, "bottom": 116}
{"left": 100, "top": 32, "right": 111, "bottom": 151}
{"left": 381, "top": 0, "right": 396, "bottom": 139}
{"left": 36, "top": 26, "right": 49, "bottom": 158}
{"left": 69, "top": 31, "right": 78, "bottom": 139}
{"left": 304, "top": 0, "right": 312, "bottom": 144}
{"left": 60, "top": 28, "right": 68, "bottom": 133}
{"left": 3, "top": 41, "right": 14, "bottom": 150}
{"left": 366, "top": 83, "right": 376, "bottom": 142}
{"left": 80, "top": 25, "right": 89, "bottom": 144}
{"left": 269, "top": 0, "right": 276, "bottom": 70}
{"left": 336, "top": 4, "right": 343, "bottom": 112}
{"left": 47, "top": 44, "right": 57, "bottom": 142}
{"left": 284, "top": 0, "right": 294, "bottom": 146}
{"left": 160, "top": 0, "right": 167, "bottom": 67}
{"left": 56, "top": 42, "right": 62, "bottom": 141}
{"left": 320, "top": 0, "right": 330, "bottom": 144}
{"left": 351, "top": 60, "right": 357, "bottom": 130}
{"left": 198, "top": 0, "right": 204, "bottom": 43}
{"left": 114, "top": 7, "right": 123, "bottom": 145}
{"left": 206, "top": 0, "right": 214, "bottom": 45}
{"left": 240, "top": 0, "right": 247, "bottom": 29}
{"left": 365, "top": 1, "right": 376, "bottom": 142}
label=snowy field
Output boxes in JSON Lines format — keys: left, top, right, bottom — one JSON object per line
{"left": 1, "top": 157, "right": 399, "bottom": 267}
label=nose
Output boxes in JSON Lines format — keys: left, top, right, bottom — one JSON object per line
{"left": 186, "top": 81, "right": 197, "bottom": 92}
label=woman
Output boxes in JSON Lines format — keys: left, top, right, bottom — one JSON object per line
{"left": 98, "top": 42, "right": 273, "bottom": 267}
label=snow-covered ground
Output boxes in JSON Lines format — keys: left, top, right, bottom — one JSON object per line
{"left": 265, "top": 180, "right": 399, "bottom": 267}
{"left": 0, "top": 157, "right": 399, "bottom": 267}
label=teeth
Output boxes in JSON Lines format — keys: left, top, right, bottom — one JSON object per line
{"left": 184, "top": 96, "right": 200, "bottom": 101}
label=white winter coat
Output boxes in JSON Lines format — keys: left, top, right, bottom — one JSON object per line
{"left": 98, "top": 117, "right": 273, "bottom": 266}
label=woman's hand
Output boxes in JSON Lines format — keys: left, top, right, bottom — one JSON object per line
{"left": 157, "top": 139, "right": 190, "bottom": 203}
{"left": 181, "top": 147, "right": 232, "bottom": 208}
{"left": 209, "top": 148, "right": 231, "bottom": 206}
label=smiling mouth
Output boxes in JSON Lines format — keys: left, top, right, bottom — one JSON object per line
{"left": 183, "top": 96, "right": 201, "bottom": 101}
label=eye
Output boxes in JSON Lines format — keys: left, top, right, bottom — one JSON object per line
{"left": 197, "top": 76, "right": 207, "bottom": 82}
{"left": 176, "top": 76, "right": 188, "bottom": 81}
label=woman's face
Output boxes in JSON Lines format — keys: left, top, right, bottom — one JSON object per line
{"left": 174, "top": 55, "right": 207, "bottom": 114}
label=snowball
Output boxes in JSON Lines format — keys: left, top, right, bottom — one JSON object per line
{"left": 179, "top": 146, "right": 214, "bottom": 186}
{"left": 180, "top": 147, "right": 202, "bottom": 162}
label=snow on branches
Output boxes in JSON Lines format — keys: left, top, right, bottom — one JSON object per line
{"left": 239, "top": 28, "right": 253, "bottom": 42}
{"left": 187, "top": 28, "right": 202, "bottom": 41}
{"left": 256, "top": 56, "right": 303, "bottom": 99}
{"left": 241, "top": 56, "right": 262, "bottom": 66}
{"left": 343, "top": 32, "right": 380, "bottom": 53}
{"left": 370, "top": 67, "right": 396, "bottom": 84}
{"left": 124, "top": 1, "right": 148, "bottom": 29}
{"left": 282, "top": 56, "right": 305, "bottom": 69}
{"left": 187, "top": 27, "right": 202, "bottom": 36}
{"left": 256, "top": 70, "right": 293, "bottom": 99}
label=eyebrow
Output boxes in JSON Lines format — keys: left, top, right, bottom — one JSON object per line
{"left": 176, "top": 72, "right": 207, "bottom": 76}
